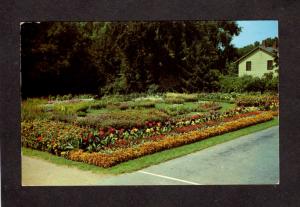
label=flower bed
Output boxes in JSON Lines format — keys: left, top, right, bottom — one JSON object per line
{"left": 235, "top": 95, "right": 279, "bottom": 110}
{"left": 65, "top": 112, "right": 274, "bottom": 168}
{"left": 21, "top": 93, "right": 279, "bottom": 169}
{"left": 21, "top": 107, "right": 262, "bottom": 154}
{"left": 172, "top": 111, "right": 261, "bottom": 134}
{"left": 21, "top": 120, "right": 84, "bottom": 154}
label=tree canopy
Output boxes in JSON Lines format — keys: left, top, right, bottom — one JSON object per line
{"left": 237, "top": 37, "right": 278, "bottom": 57}
{"left": 21, "top": 21, "right": 241, "bottom": 97}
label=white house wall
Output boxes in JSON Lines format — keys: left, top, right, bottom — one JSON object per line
{"left": 238, "top": 49, "right": 278, "bottom": 78}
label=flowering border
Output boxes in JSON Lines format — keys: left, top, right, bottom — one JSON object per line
{"left": 66, "top": 112, "right": 274, "bottom": 168}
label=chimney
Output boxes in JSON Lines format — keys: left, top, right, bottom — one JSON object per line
{"left": 272, "top": 40, "right": 277, "bottom": 49}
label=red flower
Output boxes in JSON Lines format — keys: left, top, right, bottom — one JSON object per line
{"left": 99, "top": 130, "right": 105, "bottom": 137}
{"left": 109, "top": 127, "right": 115, "bottom": 133}
{"left": 37, "top": 136, "right": 43, "bottom": 142}
{"left": 191, "top": 115, "right": 200, "bottom": 120}
{"left": 149, "top": 134, "right": 165, "bottom": 141}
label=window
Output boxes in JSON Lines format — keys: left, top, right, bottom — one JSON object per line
{"left": 267, "top": 60, "right": 273, "bottom": 70}
{"left": 246, "top": 61, "right": 251, "bottom": 71}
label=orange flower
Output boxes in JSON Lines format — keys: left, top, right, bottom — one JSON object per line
{"left": 37, "top": 136, "right": 43, "bottom": 142}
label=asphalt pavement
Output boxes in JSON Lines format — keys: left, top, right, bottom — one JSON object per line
{"left": 96, "top": 126, "right": 279, "bottom": 185}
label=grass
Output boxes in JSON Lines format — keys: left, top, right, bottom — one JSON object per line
{"left": 155, "top": 102, "right": 205, "bottom": 116}
{"left": 219, "top": 102, "right": 236, "bottom": 112}
{"left": 22, "top": 117, "right": 278, "bottom": 175}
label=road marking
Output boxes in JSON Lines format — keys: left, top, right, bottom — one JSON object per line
{"left": 138, "top": 171, "right": 200, "bottom": 185}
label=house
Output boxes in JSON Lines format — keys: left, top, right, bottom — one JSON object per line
{"left": 235, "top": 41, "right": 278, "bottom": 78}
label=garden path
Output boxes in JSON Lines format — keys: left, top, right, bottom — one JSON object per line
{"left": 22, "top": 156, "right": 112, "bottom": 186}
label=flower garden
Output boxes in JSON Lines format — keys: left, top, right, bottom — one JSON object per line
{"left": 21, "top": 92, "right": 279, "bottom": 168}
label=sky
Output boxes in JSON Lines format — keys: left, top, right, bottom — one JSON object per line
{"left": 231, "top": 20, "right": 278, "bottom": 48}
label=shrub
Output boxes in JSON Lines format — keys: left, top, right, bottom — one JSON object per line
{"left": 165, "top": 92, "right": 198, "bottom": 102}
{"left": 49, "top": 112, "right": 77, "bottom": 122}
{"left": 197, "top": 92, "right": 237, "bottom": 103}
{"left": 235, "top": 94, "right": 279, "bottom": 110}
{"left": 106, "top": 103, "right": 121, "bottom": 110}
{"left": 100, "top": 94, "right": 127, "bottom": 104}
{"left": 129, "top": 100, "right": 157, "bottom": 109}
{"left": 51, "top": 101, "right": 94, "bottom": 114}
{"left": 220, "top": 74, "right": 278, "bottom": 93}
{"left": 118, "top": 102, "right": 130, "bottom": 110}
{"left": 76, "top": 94, "right": 94, "bottom": 99}
{"left": 134, "top": 95, "right": 164, "bottom": 102}
{"left": 262, "top": 72, "right": 278, "bottom": 91}
{"left": 21, "top": 98, "right": 50, "bottom": 121}
{"left": 76, "top": 109, "right": 169, "bottom": 128}
{"left": 77, "top": 111, "right": 87, "bottom": 117}
{"left": 90, "top": 101, "right": 107, "bottom": 110}
{"left": 48, "top": 94, "right": 95, "bottom": 101}
{"left": 147, "top": 84, "right": 160, "bottom": 94}
{"left": 219, "top": 76, "right": 242, "bottom": 93}
{"left": 164, "top": 97, "right": 185, "bottom": 104}
{"left": 155, "top": 102, "right": 206, "bottom": 116}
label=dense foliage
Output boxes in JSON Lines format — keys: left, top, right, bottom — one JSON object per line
{"left": 237, "top": 37, "right": 278, "bottom": 57}
{"left": 219, "top": 73, "right": 279, "bottom": 93}
{"left": 21, "top": 21, "right": 241, "bottom": 97}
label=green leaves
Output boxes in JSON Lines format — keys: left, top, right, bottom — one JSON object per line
{"left": 22, "top": 21, "right": 241, "bottom": 97}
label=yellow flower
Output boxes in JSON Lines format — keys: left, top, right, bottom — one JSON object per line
{"left": 146, "top": 128, "right": 151, "bottom": 133}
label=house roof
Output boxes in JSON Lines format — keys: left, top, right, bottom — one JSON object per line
{"left": 234, "top": 46, "right": 278, "bottom": 64}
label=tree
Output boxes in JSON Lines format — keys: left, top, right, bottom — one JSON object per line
{"left": 21, "top": 22, "right": 107, "bottom": 97}
{"left": 21, "top": 21, "right": 241, "bottom": 97}
{"left": 237, "top": 37, "right": 278, "bottom": 58}
{"left": 237, "top": 41, "right": 260, "bottom": 57}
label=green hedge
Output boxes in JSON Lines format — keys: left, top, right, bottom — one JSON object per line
{"left": 219, "top": 73, "right": 278, "bottom": 93}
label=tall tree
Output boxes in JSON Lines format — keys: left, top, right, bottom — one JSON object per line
{"left": 21, "top": 21, "right": 241, "bottom": 97}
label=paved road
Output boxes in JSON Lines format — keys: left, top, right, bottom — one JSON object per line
{"left": 96, "top": 126, "right": 279, "bottom": 185}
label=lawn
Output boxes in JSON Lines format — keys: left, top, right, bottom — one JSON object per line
{"left": 21, "top": 92, "right": 279, "bottom": 168}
